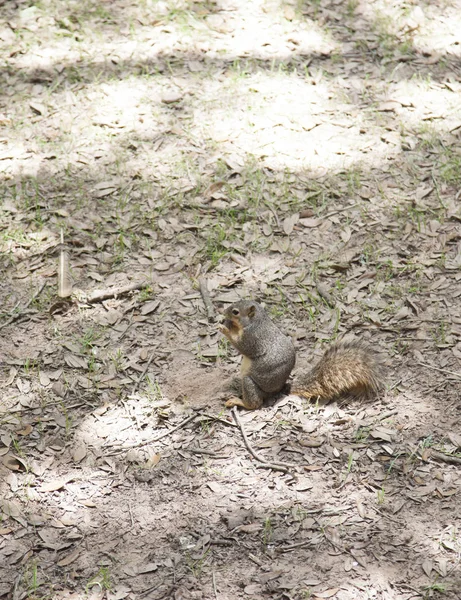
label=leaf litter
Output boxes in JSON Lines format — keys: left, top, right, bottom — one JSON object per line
{"left": 1, "top": 0, "right": 461, "bottom": 598}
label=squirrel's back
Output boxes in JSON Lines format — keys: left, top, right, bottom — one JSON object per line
{"left": 292, "top": 340, "right": 383, "bottom": 402}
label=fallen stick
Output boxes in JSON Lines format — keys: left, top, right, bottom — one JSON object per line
{"left": 430, "top": 450, "right": 461, "bottom": 466}
{"left": 417, "top": 361, "right": 461, "bottom": 380}
{"left": 198, "top": 277, "right": 216, "bottom": 322}
{"left": 0, "top": 281, "right": 47, "bottom": 330}
{"left": 278, "top": 539, "right": 313, "bottom": 552}
{"left": 231, "top": 406, "right": 297, "bottom": 473}
{"left": 105, "top": 414, "right": 197, "bottom": 455}
{"left": 87, "top": 281, "right": 148, "bottom": 303}
{"left": 131, "top": 352, "right": 156, "bottom": 395}
{"left": 199, "top": 412, "right": 238, "bottom": 428}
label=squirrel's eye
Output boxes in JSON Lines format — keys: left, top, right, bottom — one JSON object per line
{"left": 232, "top": 308, "right": 239, "bottom": 316}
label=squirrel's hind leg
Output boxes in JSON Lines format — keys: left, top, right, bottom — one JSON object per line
{"left": 225, "top": 376, "right": 265, "bottom": 410}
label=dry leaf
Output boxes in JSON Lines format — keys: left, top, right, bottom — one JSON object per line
{"left": 0, "top": 528, "right": 13, "bottom": 535}
{"left": 313, "top": 589, "right": 340, "bottom": 599}
{"left": 51, "top": 381, "right": 67, "bottom": 397}
{"left": 72, "top": 444, "right": 87, "bottom": 463}
{"left": 4, "top": 367, "right": 17, "bottom": 387}
{"left": 234, "top": 523, "right": 262, "bottom": 534}
{"left": 447, "top": 432, "right": 461, "bottom": 448}
{"left": 30, "top": 101, "right": 47, "bottom": 115}
{"left": 141, "top": 300, "right": 160, "bottom": 316}
{"left": 2, "top": 454, "right": 27, "bottom": 471}
{"left": 283, "top": 6, "right": 296, "bottom": 20}
{"left": 39, "top": 371, "right": 51, "bottom": 386}
{"left": 39, "top": 474, "right": 75, "bottom": 493}
{"left": 57, "top": 548, "right": 81, "bottom": 567}
{"left": 64, "top": 353, "right": 88, "bottom": 369}
{"left": 282, "top": 213, "right": 299, "bottom": 236}
{"left": 341, "top": 225, "right": 351, "bottom": 243}
{"left": 162, "top": 92, "right": 182, "bottom": 104}
{"left": 144, "top": 453, "right": 161, "bottom": 469}
{"left": 299, "top": 218, "right": 322, "bottom": 228}
{"left": 422, "top": 558, "right": 433, "bottom": 577}
{"left": 207, "top": 481, "right": 221, "bottom": 493}
{"left": 294, "top": 478, "right": 313, "bottom": 492}
{"left": 78, "top": 499, "right": 97, "bottom": 507}
{"left": 137, "top": 563, "right": 158, "bottom": 574}
{"left": 1, "top": 499, "right": 23, "bottom": 517}
{"left": 15, "top": 424, "right": 32, "bottom": 436}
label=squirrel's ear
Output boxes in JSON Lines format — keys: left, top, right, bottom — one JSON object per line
{"left": 247, "top": 304, "right": 256, "bottom": 319}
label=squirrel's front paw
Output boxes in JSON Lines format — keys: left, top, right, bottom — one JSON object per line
{"left": 225, "top": 396, "right": 245, "bottom": 409}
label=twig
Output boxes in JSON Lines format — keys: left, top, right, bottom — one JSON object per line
{"left": 387, "top": 379, "right": 402, "bottom": 392}
{"left": 12, "top": 573, "right": 22, "bottom": 600}
{"left": 278, "top": 539, "right": 313, "bottom": 552}
{"left": 316, "top": 282, "right": 335, "bottom": 307}
{"left": 87, "top": 281, "right": 148, "bottom": 303}
{"left": 199, "top": 412, "right": 238, "bottom": 428}
{"left": 128, "top": 501, "right": 135, "bottom": 528}
{"left": 0, "top": 281, "right": 47, "bottom": 330}
{"left": 323, "top": 203, "right": 360, "bottom": 219}
{"left": 198, "top": 277, "right": 216, "bottom": 322}
{"left": 139, "top": 583, "right": 165, "bottom": 598}
{"left": 132, "top": 352, "right": 156, "bottom": 395}
{"left": 248, "top": 553, "right": 264, "bottom": 566}
{"left": 212, "top": 571, "right": 218, "bottom": 600}
{"left": 231, "top": 407, "right": 295, "bottom": 473}
{"left": 417, "top": 361, "right": 461, "bottom": 380}
{"left": 374, "top": 409, "right": 398, "bottom": 423}
{"left": 391, "top": 582, "right": 423, "bottom": 596}
{"left": 105, "top": 414, "right": 197, "bottom": 455}
{"left": 265, "top": 203, "right": 281, "bottom": 229}
{"left": 430, "top": 450, "right": 461, "bottom": 466}
{"left": 189, "top": 448, "right": 222, "bottom": 456}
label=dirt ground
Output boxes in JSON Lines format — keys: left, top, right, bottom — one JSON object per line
{"left": 1, "top": 0, "right": 461, "bottom": 598}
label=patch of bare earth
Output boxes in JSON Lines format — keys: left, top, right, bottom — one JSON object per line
{"left": 1, "top": 0, "right": 461, "bottom": 598}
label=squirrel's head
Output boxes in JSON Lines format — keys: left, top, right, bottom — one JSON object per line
{"left": 223, "top": 300, "right": 264, "bottom": 330}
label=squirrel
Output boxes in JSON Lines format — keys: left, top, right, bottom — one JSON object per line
{"left": 219, "top": 300, "right": 383, "bottom": 410}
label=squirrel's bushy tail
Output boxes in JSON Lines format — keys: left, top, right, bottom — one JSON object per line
{"left": 291, "top": 340, "right": 384, "bottom": 402}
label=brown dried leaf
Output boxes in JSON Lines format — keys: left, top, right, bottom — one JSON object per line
{"left": 144, "top": 453, "right": 161, "bottom": 469}
{"left": 57, "top": 548, "right": 80, "bottom": 567}
{"left": 2, "top": 454, "right": 27, "bottom": 471}
{"left": 15, "top": 424, "right": 32, "bottom": 436}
